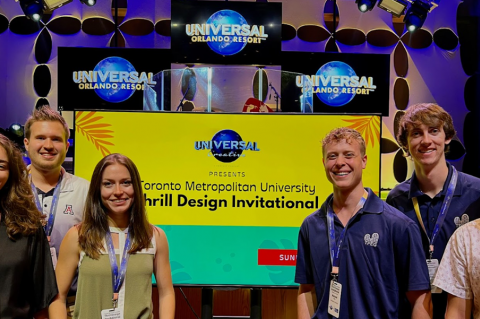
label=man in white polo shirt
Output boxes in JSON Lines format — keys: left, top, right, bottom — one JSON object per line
{"left": 24, "top": 106, "right": 89, "bottom": 315}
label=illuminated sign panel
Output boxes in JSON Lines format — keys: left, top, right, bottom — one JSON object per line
{"left": 186, "top": 10, "right": 269, "bottom": 55}
{"left": 282, "top": 52, "right": 390, "bottom": 115}
{"left": 58, "top": 48, "right": 170, "bottom": 111}
{"left": 171, "top": 0, "right": 281, "bottom": 65}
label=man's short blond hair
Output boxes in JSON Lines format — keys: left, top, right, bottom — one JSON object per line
{"left": 24, "top": 106, "right": 70, "bottom": 140}
{"left": 322, "top": 127, "right": 366, "bottom": 156}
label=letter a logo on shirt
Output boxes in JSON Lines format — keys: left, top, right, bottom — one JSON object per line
{"left": 63, "top": 205, "right": 74, "bottom": 215}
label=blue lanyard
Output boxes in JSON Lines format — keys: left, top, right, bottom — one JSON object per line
{"left": 30, "top": 174, "right": 63, "bottom": 239}
{"left": 105, "top": 228, "right": 132, "bottom": 308}
{"left": 412, "top": 166, "right": 458, "bottom": 258}
{"left": 327, "top": 191, "right": 368, "bottom": 280}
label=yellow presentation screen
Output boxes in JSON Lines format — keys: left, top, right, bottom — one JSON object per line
{"left": 74, "top": 111, "right": 381, "bottom": 286}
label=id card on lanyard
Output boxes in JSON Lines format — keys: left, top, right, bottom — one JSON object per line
{"left": 102, "top": 229, "right": 132, "bottom": 319}
{"left": 30, "top": 174, "right": 63, "bottom": 268}
{"left": 326, "top": 190, "right": 368, "bottom": 318}
{"left": 412, "top": 166, "right": 457, "bottom": 293}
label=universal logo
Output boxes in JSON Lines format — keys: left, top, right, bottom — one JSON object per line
{"left": 194, "top": 129, "right": 260, "bottom": 163}
{"left": 72, "top": 56, "right": 156, "bottom": 103}
{"left": 296, "top": 61, "right": 377, "bottom": 107}
{"left": 185, "top": 9, "right": 268, "bottom": 56}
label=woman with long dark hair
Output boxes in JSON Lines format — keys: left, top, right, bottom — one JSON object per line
{"left": 49, "top": 153, "right": 175, "bottom": 319}
{"left": 0, "top": 134, "right": 57, "bottom": 318}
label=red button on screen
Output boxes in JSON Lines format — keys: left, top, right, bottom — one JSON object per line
{"left": 258, "top": 249, "right": 297, "bottom": 266}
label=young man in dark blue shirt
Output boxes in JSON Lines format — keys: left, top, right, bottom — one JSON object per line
{"left": 296, "top": 127, "right": 431, "bottom": 319}
{"left": 387, "top": 103, "right": 480, "bottom": 319}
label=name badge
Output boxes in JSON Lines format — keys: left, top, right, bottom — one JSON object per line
{"left": 426, "top": 259, "right": 442, "bottom": 294}
{"left": 50, "top": 247, "right": 57, "bottom": 269}
{"left": 328, "top": 280, "right": 342, "bottom": 318}
{"left": 101, "top": 308, "right": 122, "bottom": 319}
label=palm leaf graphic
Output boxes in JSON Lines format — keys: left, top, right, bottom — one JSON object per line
{"left": 342, "top": 116, "right": 380, "bottom": 147}
{"left": 75, "top": 112, "right": 114, "bottom": 157}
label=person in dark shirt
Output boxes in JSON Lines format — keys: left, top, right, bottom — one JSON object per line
{"left": 387, "top": 103, "right": 480, "bottom": 319}
{"left": 0, "top": 133, "right": 58, "bottom": 319}
{"left": 295, "top": 127, "right": 432, "bottom": 319}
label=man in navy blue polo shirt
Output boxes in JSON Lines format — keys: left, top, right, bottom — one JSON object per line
{"left": 296, "top": 127, "right": 431, "bottom": 319}
{"left": 387, "top": 103, "right": 480, "bottom": 319}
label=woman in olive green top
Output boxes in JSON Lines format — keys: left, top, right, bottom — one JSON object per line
{"left": 49, "top": 154, "right": 175, "bottom": 319}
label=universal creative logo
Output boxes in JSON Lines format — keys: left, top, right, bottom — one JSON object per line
{"left": 195, "top": 129, "right": 260, "bottom": 163}
{"left": 185, "top": 9, "right": 268, "bottom": 56}
{"left": 296, "top": 61, "right": 377, "bottom": 107}
{"left": 72, "top": 57, "right": 156, "bottom": 103}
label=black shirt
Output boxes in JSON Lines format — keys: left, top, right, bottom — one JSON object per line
{"left": 0, "top": 216, "right": 58, "bottom": 318}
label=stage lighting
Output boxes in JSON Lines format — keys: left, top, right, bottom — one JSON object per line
{"left": 377, "top": 0, "right": 408, "bottom": 17}
{"left": 80, "top": 0, "right": 96, "bottom": 6}
{"left": 43, "top": 0, "right": 72, "bottom": 10}
{"left": 19, "top": 0, "right": 44, "bottom": 21}
{"left": 5, "top": 123, "right": 25, "bottom": 149}
{"left": 8, "top": 123, "right": 24, "bottom": 138}
{"left": 356, "top": 0, "right": 377, "bottom": 12}
{"left": 404, "top": 0, "right": 431, "bottom": 32}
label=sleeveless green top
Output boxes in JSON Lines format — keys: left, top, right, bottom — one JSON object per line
{"left": 73, "top": 227, "right": 155, "bottom": 319}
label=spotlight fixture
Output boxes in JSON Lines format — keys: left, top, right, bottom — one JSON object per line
{"left": 80, "top": 0, "right": 96, "bottom": 6}
{"left": 404, "top": 0, "right": 431, "bottom": 32}
{"left": 5, "top": 123, "right": 25, "bottom": 150}
{"left": 356, "top": 0, "right": 378, "bottom": 12}
{"left": 352, "top": 0, "right": 439, "bottom": 28}
{"left": 19, "top": 0, "right": 44, "bottom": 21}
{"left": 8, "top": 123, "right": 24, "bottom": 138}
{"left": 16, "top": 0, "right": 95, "bottom": 20}
{"left": 377, "top": 0, "right": 408, "bottom": 17}
{"left": 43, "top": 0, "right": 72, "bottom": 10}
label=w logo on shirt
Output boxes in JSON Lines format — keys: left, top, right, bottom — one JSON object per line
{"left": 454, "top": 214, "right": 469, "bottom": 228}
{"left": 63, "top": 205, "right": 74, "bottom": 215}
{"left": 364, "top": 233, "right": 379, "bottom": 247}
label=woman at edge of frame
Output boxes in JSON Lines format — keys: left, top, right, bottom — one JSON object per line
{"left": 0, "top": 133, "right": 57, "bottom": 319}
{"left": 49, "top": 153, "right": 175, "bottom": 319}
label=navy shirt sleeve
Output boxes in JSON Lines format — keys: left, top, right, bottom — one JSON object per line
{"left": 385, "top": 186, "right": 407, "bottom": 211}
{"left": 295, "top": 218, "right": 313, "bottom": 284}
{"left": 385, "top": 192, "right": 394, "bottom": 206}
{"left": 394, "top": 221, "right": 430, "bottom": 292}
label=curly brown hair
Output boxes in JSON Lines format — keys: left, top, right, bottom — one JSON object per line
{"left": 322, "top": 127, "right": 366, "bottom": 156}
{"left": 397, "top": 103, "right": 456, "bottom": 156}
{"left": 0, "top": 134, "right": 43, "bottom": 240}
{"left": 78, "top": 154, "right": 152, "bottom": 259}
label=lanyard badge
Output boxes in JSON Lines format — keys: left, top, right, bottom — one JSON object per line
{"left": 412, "top": 167, "right": 458, "bottom": 259}
{"left": 105, "top": 229, "right": 132, "bottom": 309}
{"left": 412, "top": 167, "right": 457, "bottom": 294}
{"left": 30, "top": 174, "right": 63, "bottom": 241}
{"left": 326, "top": 190, "right": 368, "bottom": 280}
{"left": 326, "top": 190, "right": 368, "bottom": 318}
